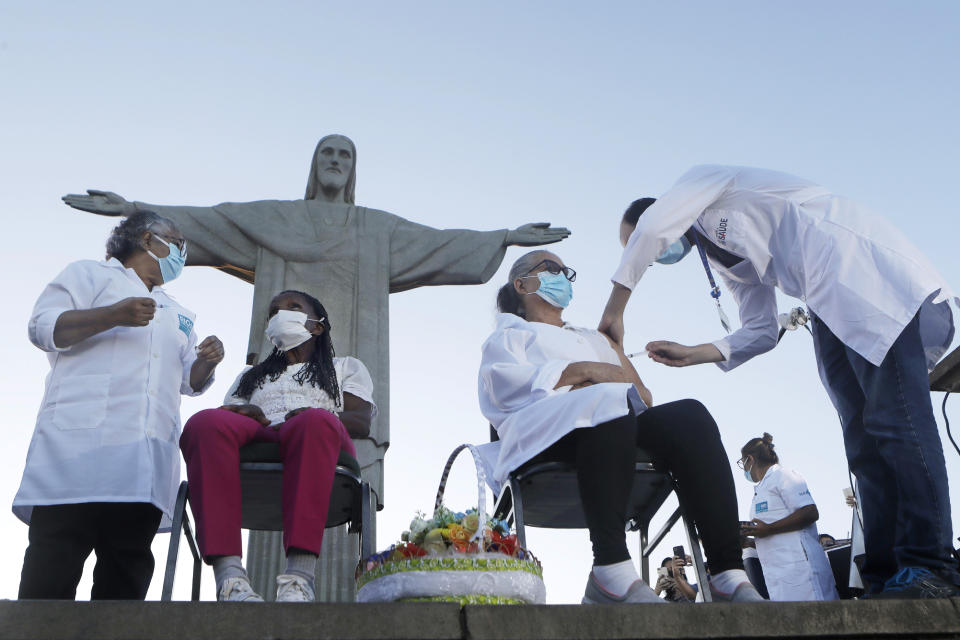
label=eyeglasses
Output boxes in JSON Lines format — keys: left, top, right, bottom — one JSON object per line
{"left": 736, "top": 456, "right": 751, "bottom": 470}
{"left": 524, "top": 259, "right": 576, "bottom": 282}
{"left": 151, "top": 232, "right": 187, "bottom": 256}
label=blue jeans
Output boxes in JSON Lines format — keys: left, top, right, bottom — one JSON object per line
{"left": 811, "top": 311, "right": 959, "bottom": 590}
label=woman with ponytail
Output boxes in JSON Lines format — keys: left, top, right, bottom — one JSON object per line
{"left": 180, "top": 290, "right": 376, "bottom": 603}
{"left": 739, "top": 433, "right": 838, "bottom": 601}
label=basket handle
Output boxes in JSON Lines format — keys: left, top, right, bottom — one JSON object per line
{"left": 434, "top": 444, "right": 489, "bottom": 543}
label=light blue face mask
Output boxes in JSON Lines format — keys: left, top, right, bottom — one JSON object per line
{"left": 655, "top": 237, "right": 693, "bottom": 265}
{"left": 524, "top": 271, "right": 573, "bottom": 308}
{"left": 146, "top": 236, "right": 186, "bottom": 284}
{"left": 742, "top": 458, "right": 756, "bottom": 483}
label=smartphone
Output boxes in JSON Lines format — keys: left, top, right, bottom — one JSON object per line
{"left": 657, "top": 566, "right": 670, "bottom": 578}
{"left": 673, "top": 545, "right": 685, "bottom": 560}
{"left": 739, "top": 520, "right": 753, "bottom": 529}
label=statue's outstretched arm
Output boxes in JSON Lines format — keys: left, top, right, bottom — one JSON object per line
{"left": 62, "top": 190, "right": 139, "bottom": 216}
{"left": 62, "top": 190, "right": 254, "bottom": 274}
{"left": 506, "top": 222, "right": 571, "bottom": 247}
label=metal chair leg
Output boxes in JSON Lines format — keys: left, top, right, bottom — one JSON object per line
{"left": 640, "top": 523, "right": 650, "bottom": 585}
{"left": 679, "top": 503, "right": 711, "bottom": 602}
{"left": 161, "top": 481, "right": 189, "bottom": 601}
{"left": 509, "top": 477, "right": 527, "bottom": 550}
{"left": 360, "top": 482, "right": 373, "bottom": 561}
{"left": 182, "top": 510, "right": 202, "bottom": 601}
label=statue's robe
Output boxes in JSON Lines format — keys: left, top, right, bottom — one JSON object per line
{"left": 145, "top": 199, "right": 509, "bottom": 599}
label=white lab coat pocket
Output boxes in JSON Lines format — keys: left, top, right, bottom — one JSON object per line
{"left": 52, "top": 374, "right": 111, "bottom": 430}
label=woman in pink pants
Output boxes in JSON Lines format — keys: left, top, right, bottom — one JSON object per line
{"left": 180, "top": 290, "right": 376, "bottom": 602}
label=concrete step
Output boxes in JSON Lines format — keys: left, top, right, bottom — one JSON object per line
{"left": 1, "top": 598, "right": 958, "bottom": 640}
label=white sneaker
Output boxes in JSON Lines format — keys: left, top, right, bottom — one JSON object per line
{"left": 582, "top": 571, "right": 665, "bottom": 604}
{"left": 276, "top": 573, "right": 315, "bottom": 602}
{"left": 709, "top": 580, "right": 767, "bottom": 602}
{"left": 217, "top": 576, "right": 264, "bottom": 602}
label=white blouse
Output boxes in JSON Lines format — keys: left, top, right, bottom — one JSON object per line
{"left": 223, "top": 356, "right": 377, "bottom": 426}
{"left": 477, "top": 313, "right": 646, "bottom": 486}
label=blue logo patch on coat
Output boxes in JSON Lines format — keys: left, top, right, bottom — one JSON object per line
{"left": 177, "top": 314, "right": 194, "bottom": 337}
{"left": 755, "top": 501, "right": 768, "bottom": 513}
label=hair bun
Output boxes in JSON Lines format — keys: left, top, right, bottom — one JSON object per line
{"left": 761, "top": 432, "right": 774, "bottom": 445}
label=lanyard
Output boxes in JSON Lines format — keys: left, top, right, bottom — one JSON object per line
{"left": 691, "top": 232, "right": 732, "bottom": 334}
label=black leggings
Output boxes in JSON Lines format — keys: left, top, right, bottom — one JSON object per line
{"left": 537, "top": 399, "right": 742, "bottom": 572}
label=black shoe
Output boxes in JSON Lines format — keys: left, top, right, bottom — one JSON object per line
{"left": 871, "top": 567, "right": 960, "bottom": 599}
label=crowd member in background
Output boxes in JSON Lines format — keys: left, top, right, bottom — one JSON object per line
{"left": 478, "top": 250, "right": 764, "bottom": 604}
{"left": 15, "top": 211, "right": 222, "bottom": 600}
{"left": 819, "top": 534, "right": 838, "bottom": 549}
{"left": 600, "top": 165, "right": 960, "bottom": 598}
{"left": 739, "top": 433, "right": 839, "bottom": 601}
{"left": 180, "top": 290, "right": 375, "bottom": 603}
{"left": 655, "top": 556, "right": 698, "bottom": 602}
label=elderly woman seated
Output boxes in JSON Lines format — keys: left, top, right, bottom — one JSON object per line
{"left": 180, "top": 290, "right": 376, "bottom": 602}
{"left": 478, "top": 250, "right": 764, "bottom": 604}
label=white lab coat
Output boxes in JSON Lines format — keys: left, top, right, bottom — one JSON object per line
{"left": 14, "top": 259, "right": 212, "bottom": 529}
{"left": 613, "top": 165, "right": 955, "bottom": 371}
{"left": 477, "top": 313, "right": 645, "bottom": 488}
{"left": 750, "top": 464, "right": 838, "bottom": 601}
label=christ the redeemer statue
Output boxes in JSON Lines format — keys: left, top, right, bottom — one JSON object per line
{"left": 62, "top": 134, "right": 570, "bottom": 601}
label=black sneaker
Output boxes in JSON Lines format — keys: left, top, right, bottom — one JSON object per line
{"left": 872, "top": 567, "right": 960, "bottom": 599}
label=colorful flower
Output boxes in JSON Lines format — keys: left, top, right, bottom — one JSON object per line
{"left": 447, "top": 523, "right": 472, "bottom": 552}
{"left": 421, "top": 528, "right": 447, "bottom": 555}
{"left": 462, "top": 512, "right": 480, "bottom": 535}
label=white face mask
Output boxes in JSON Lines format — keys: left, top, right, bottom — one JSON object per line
{"left": 265, "top": 310, "right": 324, "bottom": 352}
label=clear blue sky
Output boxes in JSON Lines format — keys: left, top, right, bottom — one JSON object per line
{"left": 1, "top": 1, "right": 958, "bottom": 602}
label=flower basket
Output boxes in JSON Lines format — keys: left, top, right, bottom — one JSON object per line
{"left": 356, "top": 444, "right": 545, "bottom": 604}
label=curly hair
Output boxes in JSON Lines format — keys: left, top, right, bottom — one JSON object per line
{"left": 105, "top": 210, "right": 172, "bottom": 261}
{"left": 233, "top": 290, "right": 341, "bottom": 407}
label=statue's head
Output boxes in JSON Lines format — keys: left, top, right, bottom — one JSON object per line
{"left": 305, "top": 134, "right": 357, "bottom": 204}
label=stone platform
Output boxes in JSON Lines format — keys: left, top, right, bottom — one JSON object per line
{"left": 1, "top": 599, "right": 958, "bottom": 640}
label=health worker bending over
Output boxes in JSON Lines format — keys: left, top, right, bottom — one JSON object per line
{"left": 15, "top": 211, "right": 223, "bottom": 600}
{"left": 180, "top": 290, "right": 376, "bottom": 603}
{"left": 600, "top": 165, "right": 959, "bottom": 599}
{"left": 479, "top": 250, "right": 764, "bottom": 604}
{"left": 738, "top": 433, "right": 838, "bottom": 601}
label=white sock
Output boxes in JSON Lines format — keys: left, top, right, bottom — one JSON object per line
{"left": 212, "top": 555, "right": 247, "bottom": 592}
{"left": 592, "top": 559, "right": 640, "bottom": 596}
{"left": 284, "top": 550, "right": 318, "bottom": 586}
{"left": 710, "top": 569, "right": 750, "bottom": 595}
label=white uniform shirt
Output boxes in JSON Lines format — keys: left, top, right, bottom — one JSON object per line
{"left": 222, "top": 356, "right": 377, "bottom": 425}
{"left": 477, "top": 313, "right": 645, "bottom": 486}
{"left": 14, "top": 259, "right": 212, "bottom": 528}
{"left": 613, "top": 165, "right": 955, "bottom": 370}
{"left": 750, "top": 464, "right": 838, "bottom": 601}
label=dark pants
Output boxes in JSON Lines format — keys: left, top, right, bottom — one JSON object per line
{"left": 811, "top": 311, "right": 960, "bottom": 591}
{"left": 19, "top": 502, "right": 162, "bottom": 600}
{"left": 744, "top": 556, "right": 769, "bottom": 599}
{"left": 536, "top": 399, "right": 743, "bottom": 573}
